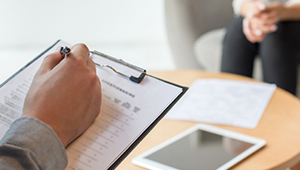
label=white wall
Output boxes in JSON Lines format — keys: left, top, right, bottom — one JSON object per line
{"left": 0, "top": 0, "right": 165, "bottom": 46}
{"left": 0, "top": 0, "right": 175, "bottom": 83}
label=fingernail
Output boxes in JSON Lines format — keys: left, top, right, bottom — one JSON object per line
{"left": 258, "top": 4, "right": 266, "bottom": 10}
{"left": 254, "top": 29, "right": 262, "bottom": 36}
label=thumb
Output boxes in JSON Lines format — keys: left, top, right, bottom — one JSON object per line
{"left": 38, "top": 51, "right": 64, "bottom": 74}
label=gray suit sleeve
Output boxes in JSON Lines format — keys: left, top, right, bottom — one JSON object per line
{"left": 0, "top": 117, "right": 68, "bottom": 170}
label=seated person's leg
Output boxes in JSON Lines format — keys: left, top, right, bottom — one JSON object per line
{"left": 260, "top": 21, "right": 300, "bottom": 95}
{"left": 221, "top": 16, "right": 259, "bottom": 78}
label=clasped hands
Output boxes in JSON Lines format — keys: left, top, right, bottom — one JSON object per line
{"left": 242, "top": 1, "right": 285, "bottom": 43}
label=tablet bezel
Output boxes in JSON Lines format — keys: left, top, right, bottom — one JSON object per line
{"left": 132, "top": 124, "right": 266, "bottom": 170}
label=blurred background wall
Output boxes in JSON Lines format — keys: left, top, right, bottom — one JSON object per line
{"left": 0, "top": 0, "right": 175, "bottom": 83}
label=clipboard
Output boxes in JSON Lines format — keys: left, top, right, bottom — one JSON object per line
{"left": 0, "top": 40, "right": 188, "bottom": 170}
{"left": 88, "top": 48, "right": 187, "bottom": 169}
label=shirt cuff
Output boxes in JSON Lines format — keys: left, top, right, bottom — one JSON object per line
{"left": 0, "top": 117, "right": 68, "bottom": 170}
{"left": 286, "top": 0, "right": 300, "bottom": 6}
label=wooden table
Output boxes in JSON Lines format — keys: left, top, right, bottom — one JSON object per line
{"left": 116, "top": 70, "right": 300, "bottom": 170}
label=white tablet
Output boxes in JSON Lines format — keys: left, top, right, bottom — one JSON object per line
{"left": 132, "top": 124, "right": 266, "bottom": 170}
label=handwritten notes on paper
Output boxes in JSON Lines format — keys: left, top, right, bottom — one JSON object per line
{"left": 166, "top": 79, "right": 276, "bottom": 129}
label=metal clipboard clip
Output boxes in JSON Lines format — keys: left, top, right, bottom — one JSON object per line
{"left": 89, "top": 50, "right": 147, "bottom": 84}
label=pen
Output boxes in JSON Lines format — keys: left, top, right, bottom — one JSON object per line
{"left": 60, "top": 46, "right": 71, "bottom": 58}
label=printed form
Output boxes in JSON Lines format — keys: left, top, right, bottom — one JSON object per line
{"left": 0, "top": 41, "right": 183, "bottom": 170}
{"left": 166, "top": 79, "right": 276, "bottom": 129}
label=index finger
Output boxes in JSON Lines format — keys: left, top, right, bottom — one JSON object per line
{"left": 70, "top": 43, "right": 90, "bottom": 62}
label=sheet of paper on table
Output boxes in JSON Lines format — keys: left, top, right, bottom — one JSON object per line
{"left": 166, "top": 79, "right": 277, "bottom": 129}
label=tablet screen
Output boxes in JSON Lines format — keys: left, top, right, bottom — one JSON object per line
{"left": 145, "top": 129, "right": 254, "bottom": 170}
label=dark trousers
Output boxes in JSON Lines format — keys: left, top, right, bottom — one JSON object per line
{"left": 221, "top": 16, "right": 300, "bottom": 95}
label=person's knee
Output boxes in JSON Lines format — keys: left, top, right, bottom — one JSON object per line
{"left": 264, "top": 21, "right": 300, "bottom": 48}
{"left": 223, "top": 17, "right": 245, "bottom": 44}
{"left": 227, "top": 17, "right": 243, "bottom": 32}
